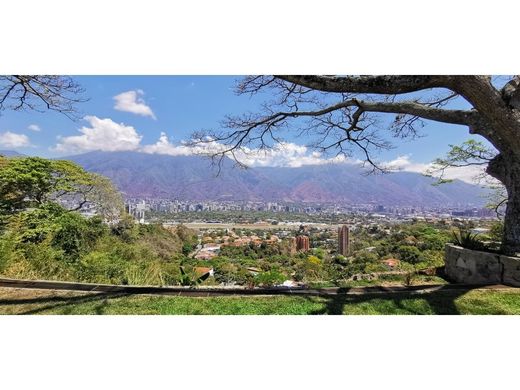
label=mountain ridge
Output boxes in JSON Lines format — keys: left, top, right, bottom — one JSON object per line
{"left": 64, "top": 150, "right": 489, "bottom": 207}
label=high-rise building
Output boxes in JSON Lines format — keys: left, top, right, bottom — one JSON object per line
{"left": 338, "top": 225, "right": 350, "bottom": 256}
{"left": 288, "top": 237, "right": 297, "bottom": 255}
{"left": 296, "top": 235, "right": 310, "bottom": 252}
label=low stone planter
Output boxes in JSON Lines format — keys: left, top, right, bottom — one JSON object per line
{"left": 445, "top": 244, "right": 520, "bottom": 287}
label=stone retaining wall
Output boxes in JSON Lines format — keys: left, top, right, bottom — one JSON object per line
{"left": 445, "top": 244, "right": 520, "bottom": 286}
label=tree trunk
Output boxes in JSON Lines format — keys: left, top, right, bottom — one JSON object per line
{"left": 487, "top": 153, "right": 520, "bottom": 255}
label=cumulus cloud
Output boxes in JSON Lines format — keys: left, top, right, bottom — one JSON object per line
{"left": 51, "top": 122, "right": 490, "bottom": 183}
{"left": 27, "top": 124, "right": 41, "bottom": 132}
{"left": 141, "top": 135, "right": 351, "bottom": 168}
{"left": 234, "top": 143, "right": 349, "bottom": 168}
{"left": 382, "top": 155, "right": 486, "bottom": 184}
{"left": 141, "top": 132, "right": 228, "bottom": 156}
{"left": 0, "top": 131, "right": 31, "bottom": 148}
{"left": 113, "top": 90, "right": 156, "bottom": 119}
{"left": 54, "top": 116, "right": 143, "bottom": 153}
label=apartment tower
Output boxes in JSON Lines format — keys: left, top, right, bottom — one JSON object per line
{"left": 295, "top": 235, "right": 310, "bottom": 252}
{"left": 338, "top": 225, "right": 350, "bottom": 256}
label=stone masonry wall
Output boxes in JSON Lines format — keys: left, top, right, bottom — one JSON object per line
{"left": 445, "top": 244, "right": 520, "bottom": 286}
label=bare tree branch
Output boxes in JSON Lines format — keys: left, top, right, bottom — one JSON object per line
{"left": 194, "top": 93, "right": 480, "bottom": 172}
{"left": 0, "top": 75, "right": 87, "bottom": 119}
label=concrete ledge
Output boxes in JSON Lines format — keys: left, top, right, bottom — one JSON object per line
{"left": 502, "top": 256, "right": 520, "bottom": 287}
{"left": 445, "top": 244, "right": 520, "bottom": 287}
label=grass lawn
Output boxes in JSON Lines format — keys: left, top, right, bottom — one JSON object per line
{"left": 1, "top": 286, "right": 520, "bottom": 314}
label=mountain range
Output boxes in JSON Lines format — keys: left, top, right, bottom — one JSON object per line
{"left": 65, "top": 151, "right": 489, "bottom": 207}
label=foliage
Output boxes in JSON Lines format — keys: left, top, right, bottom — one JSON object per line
{"left": 489, "top": 221, "right": 504, "bottom": 243}
{"left": 426, "top": 140, "right": 496, "bottom": 184}
{"left": 182, "top": 243, "right": 194, "bottom": 256}
{"left": 396, "top": 245, "right": 423, "bottom": 265}
{"left": 178, "top": 266, "right": 211, "bottom": 286}
{"left": 452, "top": 229, "right": 488, "bottom": 251}
{"left": 0, "top": 155, "right": 199, "bottom": 286}
{"left": 0, "top": 157, "right": 123, "bottom": 219}
{"left": 254, "top": 270, "right": 286, "bottom": 287}
{"left": 0, "top": 233, "right": 18, "bottom": 273}
{"left": 52, "top": 214, "right": 107, "bottom": 261}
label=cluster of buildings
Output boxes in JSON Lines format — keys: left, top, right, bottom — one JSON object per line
{"left": 124, "top": 198, "right": 496, "bottom": 223}
{"left": 193, "top": 224, "right": 352, "bottom": 260}
{"left": 125, "top": 200, "right": 147, "bottom": 223}
{"left": 194, "top": 231, "right": 281, "bottom": 260}
{"left": 286, "top": 225, "right": 350, "bottom": 256}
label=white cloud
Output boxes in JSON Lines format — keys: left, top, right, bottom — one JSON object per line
{"left": 233, "top": 142, "right": 349, "bottom": 168}
{"left": 141, "top": 135, "right": 352, "bottom": 167}
{"left": 141, "top": 132, "right": 228, "bottom": 156}
{"left": 51, "top": 122, "right": 491, "bottom": 183}
{"left": 27, "top": 124, "right": 41, "bottom": 132}
{"left": 113, "top": 90, "right": 156, "bottom": 119}
{"left": 0, "top": 131, "right": 31, "bottom": 148}
{"left": 382, "top": 155, "right": 486, "bottom": 184}
{"left": 54, "top": 116, "right": 143, "bottom": 153}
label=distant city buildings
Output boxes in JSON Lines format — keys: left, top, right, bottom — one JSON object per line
{"left": 123, "top": 198, "right": 496, "bottom": 224}
{"left": 338, "top": 225, "right": 350, "bottom": 256}
{"left": 296, "top": 235, "right": 310, "bottom": 252}
{"left": 126, "top": 200, "right": 147, "bottom": 223}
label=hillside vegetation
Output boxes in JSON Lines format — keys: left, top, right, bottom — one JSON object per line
{"left": 0, "top": 155, "right": 197, "bottom": 285}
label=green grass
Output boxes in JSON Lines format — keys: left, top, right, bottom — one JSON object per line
{"left": 1, "top": 287, "right": 520, "bottom": 314}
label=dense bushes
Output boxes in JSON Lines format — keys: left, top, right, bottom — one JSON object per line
{"left": 0, "top": 156, "right": 197, "bottom": 286}
{"left": 0, "top": 206, "right": 196, "bottom": 285}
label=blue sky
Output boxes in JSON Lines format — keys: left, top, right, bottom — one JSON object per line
{"left": 0, "top": 75, "right": 491, "bottom": 180}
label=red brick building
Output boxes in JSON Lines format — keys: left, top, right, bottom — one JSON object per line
{"left": 296, "top": 235, "right": 310, "bottom": 252}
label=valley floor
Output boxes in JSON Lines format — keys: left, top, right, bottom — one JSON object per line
{"left": 1, "top": 286, "right": 520, "bottom": 314}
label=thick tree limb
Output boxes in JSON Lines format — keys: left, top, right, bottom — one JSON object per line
{"left": 275, "top": 75, "right": 454, "bottom": 95}
{"left": 227, "top": 98, "right": 477, "bottom": 130}
{"left": 501, "top": 75, "right": 520, "bottom": 109}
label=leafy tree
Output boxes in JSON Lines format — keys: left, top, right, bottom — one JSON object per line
{"left": 0, "top": 157, "right": 123, "bottom": 219}
{"left": 397, "top": 245, "right": 423, "bottom": 265}
{"left": 197, "top": 75, "right": 520, "bottom": 254}
{"left": 9, "top": 203, "right": 66, "bottom": 244}
{"left": 427, "top": 140, "right": 508, "bottom": 217}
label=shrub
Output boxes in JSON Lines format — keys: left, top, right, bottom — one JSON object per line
{"left": 396, "top": 245, "right": 423, "bottom": 265}
{"left": 452, "top": 229, "right": 487, "bottom": 251}
{"left": 52, "top": 213, "right": 106, "bottom": 261}
{"left": 182, "top": 242, "right": 194, "bottom": 256}
{"left": 254, "top": 270, "right": 286, "bottom": 286}
{"left": 125, "top": 261, "right": 165, "bottom": 286}
{"left": 77, "top": 251, "right": 128, "bottom": 284}
{"left": 19, "top": 241, "right": 73, "bottom": 281}
{"left": 0, "top": 234, "right": 18, "bottom": 273}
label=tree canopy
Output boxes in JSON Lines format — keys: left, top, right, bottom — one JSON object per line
{"left": 0, "top": 156, "right": 123, "bottom": 220}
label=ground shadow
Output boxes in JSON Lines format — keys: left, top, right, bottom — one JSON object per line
{"left": 0, "top": 292, "right": 132, "bottom": 315}
{"left": 303, "top": 285, "right": 480, "bottom": 315}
